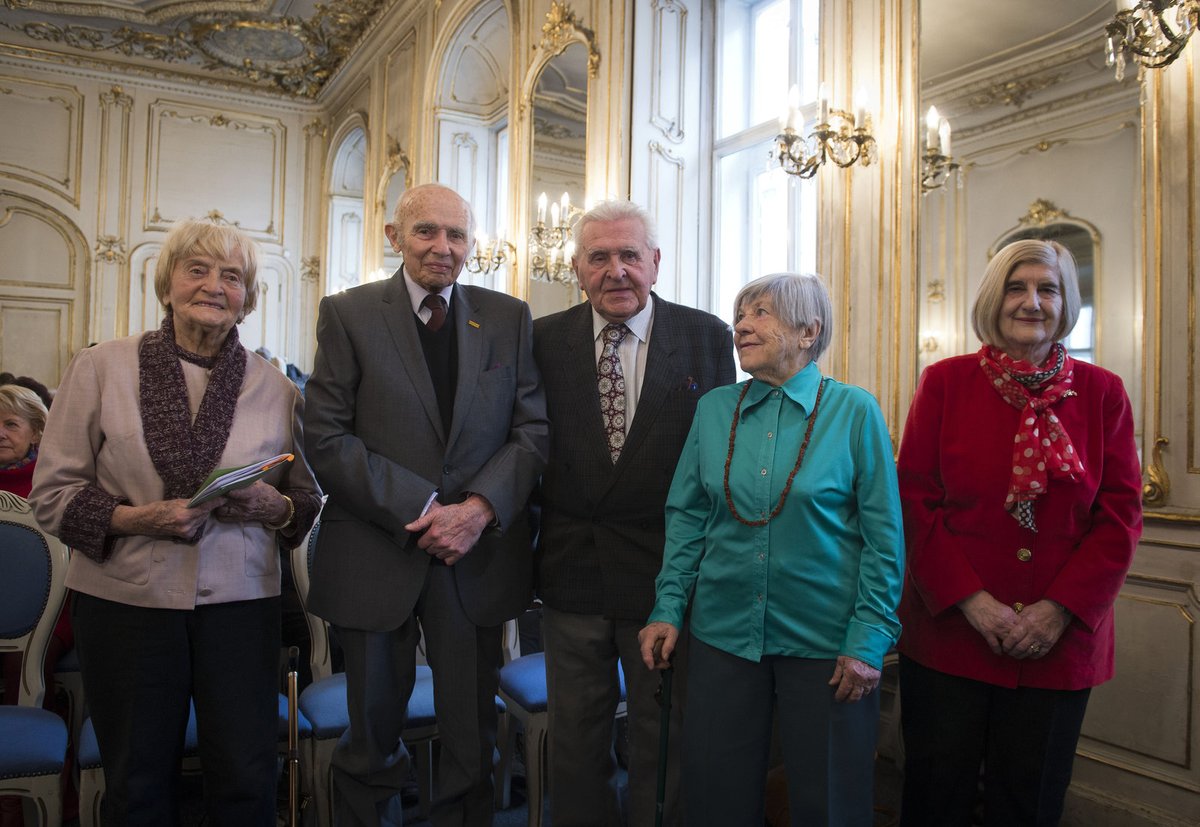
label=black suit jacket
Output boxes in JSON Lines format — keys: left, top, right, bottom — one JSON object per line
{"left": 533, "top": 293, "right": 735, "bottom": 621}
{"left": 304, "top": 273, "right": 549, "bottom": 631}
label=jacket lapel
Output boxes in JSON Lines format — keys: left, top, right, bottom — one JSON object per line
{"left": 447, "top": 283, "right": 484, "bottom": 448}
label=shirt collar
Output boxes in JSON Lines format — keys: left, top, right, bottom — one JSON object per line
{"left": 742, "top": 361, "right": 823, "bottom": 414}
{"left": 591, "top": 297, "right": 654, "bottom": 344}
{"left": 401, "top": 266, "right": 454, "bottom": 315}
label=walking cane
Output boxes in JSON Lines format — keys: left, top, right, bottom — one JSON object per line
{"left": 654, "top": 648, "right": 674, "bottom": 827}
{"left": 287, "top": 646, "right": 301, "bottom": 827}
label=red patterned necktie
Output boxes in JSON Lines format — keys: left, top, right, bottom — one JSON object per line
{"left": 422, "top": 294, "right": 447, "bottom": 332}
{"left": 598, "top": 323, "right": 630, "bottom": 463}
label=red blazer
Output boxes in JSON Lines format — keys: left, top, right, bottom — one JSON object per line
{"left": 897, "top": 353, "right": 1142, "bottom": 690}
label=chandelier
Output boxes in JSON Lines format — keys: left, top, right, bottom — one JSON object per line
{"left": 1105, "top": 0, "right": 1199, "bottom": 81}
{"left": 464, "top": 234, "right": 515, "bottom": 276}
{"left": 529, "top": 191, "right": 581, "bottom": 284}
{"left": 920, "top": 106, "right": 959, "bottom": 193}
{"left": 775, "top": 84, "right": 877, "bottom": 179}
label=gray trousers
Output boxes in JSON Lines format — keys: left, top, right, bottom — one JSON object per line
{"left": 542, "top": 606, "right": 686, "bottom": 827}
{"left": 683, "top": 638, "right": 879, "bottom": 827}
{"left": 331, "top": 565, "right": 502, "bottom": 827}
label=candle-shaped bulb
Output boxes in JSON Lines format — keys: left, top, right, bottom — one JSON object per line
{"left": 537, "top": 192, "right": 548, "bottom": 225}
{"left": 925, "top": 105, "right": 940, "bottom": 149}
{"left": 818, "top": 82, "right": 829, "bottom": 125}
{"left": 560, "top": 191, "right": 570, "bottom": 214}
{"left": 853, "top": 87, "right": 868, "bottom": 128}
{"left": 550, "top": 202, "right": 560, "bottom": 228}
{"left": 781, "top": 84, "right": 801, "bottom": 131}
{"left": 938, "top": 118, "right": 952, "bottom": 157}
{"left": 477, "top": 232, "right": 489, "bottom": 256}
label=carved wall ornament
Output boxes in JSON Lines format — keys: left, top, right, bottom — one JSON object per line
{"left": 300, "top": 256, "right": 320, "bottom": 283}
{"left": 99, "top": 84, "right": 132, "bottom": 108}
{"left": 966, "top": 73, "right": 1067, "bottom": 109}
{"left": 0, "top": 0, "right": 387, "bottom": 97}
{"left": 304, "top": 118, "right": 328, "bottom": 139}
{"left": 203, "top": 209, "right": 239, "bottom": 226}
{"left": 94, "top": 234, "right": 127, "bottom": 264}
{"left": 1142, "top": 436, "right": 1170, "bottom": 507}
{"left": 540, "top": 1, "right": 600, "bottom": 78}
{"left": 1018, "top": 198, "right": 1068, "bottom": 227}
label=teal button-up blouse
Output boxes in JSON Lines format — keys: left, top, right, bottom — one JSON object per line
{"left": 648, "top": 362, "right": 904, "bottom": 670}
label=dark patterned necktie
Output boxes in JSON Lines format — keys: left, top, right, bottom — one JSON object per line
{"left": 598, "top": 323, "right": 630, "bottom": 463}
{"left": 422, "top": 294, "right": 447, "bottom": 332}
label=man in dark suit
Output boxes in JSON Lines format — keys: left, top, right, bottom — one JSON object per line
{"left": 533, "top": 200, "right": 735, "bottom": 826}
{"left": 304, "top": 183, "right": 548, "bottom": 827}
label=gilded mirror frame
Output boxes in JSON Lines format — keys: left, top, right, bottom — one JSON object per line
{"left": 512, "top": 0, "right": 599, "bottom": 299}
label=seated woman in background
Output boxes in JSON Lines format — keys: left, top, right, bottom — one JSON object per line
{"left": 31, "top": 218, "right": 321, "bottom": 825}
{"left": 0, "top": 384, "right": 47, "bottom": 498}
{"left": 896, "top": 239, "right": 1142, "bottom": 826}
{"left": 639, "top": 272, "right": 904, "bottom": 827}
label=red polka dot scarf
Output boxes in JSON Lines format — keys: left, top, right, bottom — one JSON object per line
{"left": 978, "top": 344, "right": 1084, "bottom": 532}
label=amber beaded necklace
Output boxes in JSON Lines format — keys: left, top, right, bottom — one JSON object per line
{"left": 723, "top": 377, "right": 827, "bottom": 527}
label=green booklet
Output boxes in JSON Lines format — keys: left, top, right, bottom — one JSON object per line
{"left": 187, "top": 453, "right": 294, "bottom": 508}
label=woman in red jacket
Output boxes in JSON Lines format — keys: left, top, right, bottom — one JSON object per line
{"left": 896, "top": 239, "right": 1142, "bottom": 826}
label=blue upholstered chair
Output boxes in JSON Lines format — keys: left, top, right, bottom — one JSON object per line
{"left": 76, "top": 691, "right": 312, "bottom": 827}
{"left": 494, "top": 632, "right": 627, "bottom": 827}
{"left": 292, "top": 520, "right": 441, "bottom": 826}
{"left": 0, "top": 492, "right": 70, "bottom": 826}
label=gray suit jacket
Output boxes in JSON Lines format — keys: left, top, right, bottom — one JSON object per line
{"left": 304, "top": 273, "right": 549, "bottom": 631}
{"left": 534, "top": 294, "right": 735, "bottom": 621}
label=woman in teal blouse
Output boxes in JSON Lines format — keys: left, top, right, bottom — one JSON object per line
{"left": 639, "top": 272, "right": 904, "bottom": 826}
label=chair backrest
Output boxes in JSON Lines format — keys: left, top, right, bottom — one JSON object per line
{"left": 0, "top": 491, "right": 69, "bottom": 707}
{"left": 290, "top": 518, "right": 334, "bottom": 682}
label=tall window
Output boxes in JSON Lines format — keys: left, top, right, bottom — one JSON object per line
{"left": 712, "top": 0, "right": 819, "bottom": 319}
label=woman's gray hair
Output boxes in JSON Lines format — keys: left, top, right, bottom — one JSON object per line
{"left": 154, "top": 218, "right": 260, "bottom": 321}
{"left": 971, "top": 239, "right": 1081, "bottom": 347}
{"left": 734, "top": 273, "right": 834, "bottom": 362}
{"left": 572, "top": 200, "right": 658, "bottom": 250}
{"left": 0, "top": 383, "right": 48, "bottom": 439}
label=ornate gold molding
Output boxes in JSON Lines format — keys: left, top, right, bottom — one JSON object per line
{"left": 541, "top": 1, "right": 600, "bottom": 78}
{"left": 1143, "top": 435, "right": 1170, "bottom": 507}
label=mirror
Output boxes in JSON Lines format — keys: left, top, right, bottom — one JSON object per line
{"left": 990, "top": 200, "right": 1099, "bottom": 363}
{"left": 918, "top": 0, "right": 1141, "bottom": 432}
{"left": 526, "top": 40, "right": 589, "bottom": 318}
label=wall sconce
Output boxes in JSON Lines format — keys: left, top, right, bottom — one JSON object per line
{"left": 530, "top": 191, "right": 581, "bottom": 284}
{"left": 465, "top": 233, "right": 515, "bottom": 276}
{"left": 1105, "top": 0, "right": 1199, "bottom": 81}
{"left": 531, "top": 240, "right": 576, "bottom": 284}
{"left": 775, "top": 83, "right": 877, "bottom": 179}
{"left": 921, "top": 106, "right": 960, "bottom": 193}
{"left": 919, "top": 332, "right": 942, "bottom": 354}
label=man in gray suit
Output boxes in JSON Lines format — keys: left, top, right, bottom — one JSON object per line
{"left": 304, "top": 183, "right": 548, "bottom": 826}
{"left": 533, "top": 200, "right": 735, "bottom": 826}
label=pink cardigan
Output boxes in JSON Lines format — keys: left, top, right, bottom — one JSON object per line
{"left": 896, "top": 353, "right": 1142, "bottom": 690}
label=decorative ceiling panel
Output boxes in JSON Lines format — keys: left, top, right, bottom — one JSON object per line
{"left": 0, "top": 0, "right": 388, "bottom": 97}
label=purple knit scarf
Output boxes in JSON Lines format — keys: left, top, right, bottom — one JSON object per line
{"left": 138, "top": 310, "right": 245, "bottom": 503}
